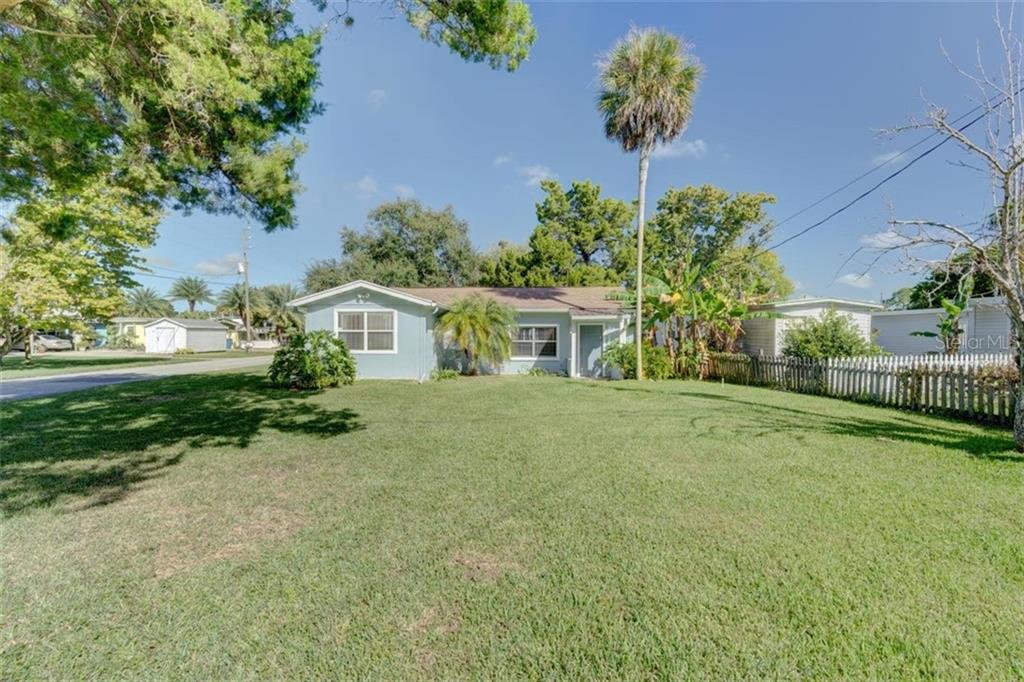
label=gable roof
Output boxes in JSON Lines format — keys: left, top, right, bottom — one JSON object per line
{"left": 287, "top": 280, "right": 438, "bottom": 308}
{"left": 394, "top": 286, "right": 625, "bottom": 314}
{"left": 288, "top": 280, "right": 627, "bottom": 314}
{"left": 143, "top": 317, "right": 229, "bottom": 330}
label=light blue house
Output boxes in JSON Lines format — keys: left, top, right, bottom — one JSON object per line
{"left": 288, "top": 280, "right": 632, "bottom": 380}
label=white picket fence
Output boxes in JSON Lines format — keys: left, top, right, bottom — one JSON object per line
{"left": 706, "top": 353, "right": 1019, "bottom": 425}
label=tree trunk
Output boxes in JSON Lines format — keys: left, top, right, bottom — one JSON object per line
{"left": 188, "top": 300, "right": 196, "bottom": 312}
{"left": 24, "top": 330, "right": 34, "bottom": 363}
{"left": 1016, "top": 331, "right": 1024, "bottom": 452}
{"left": 635, "top": 148, "right": 651, "bottom": 380}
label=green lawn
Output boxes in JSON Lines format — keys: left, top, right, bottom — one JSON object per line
{"left": 0, "top": 350, "right": 268, "bottom": 379}
{"left": 2, "top": 373, "right": 1022, "bottom": 679}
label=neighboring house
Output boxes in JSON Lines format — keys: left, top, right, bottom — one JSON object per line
{"left": 220, "top": 317, "right": 281, "bottom": 350}
{"left": 143, "top": 318, "right": 232, "bottom": 354}
{"left": 741, "top": 297, "right": 883, "bottom": 356}
{"left": 288, "top": 280, "right": 632, "bottom": 380}
{"left": 108, "top": 317, "right": 154, "bottom": 347}
{"left": 872, "top": 297, "right": 1013, "bottom": 355}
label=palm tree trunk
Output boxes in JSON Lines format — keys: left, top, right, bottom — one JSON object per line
{"left": 635, "top": 147, "right": 651, "bottom": 380}
{"left": 188, "top": 300, "right": 196, "bottom": 312}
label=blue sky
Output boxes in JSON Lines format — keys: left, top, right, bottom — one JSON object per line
{"left": 145, "top": 1, "right": 1006, "bottom": 305}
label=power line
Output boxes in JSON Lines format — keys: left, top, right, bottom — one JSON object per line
{"left": 765, "top": 87, "right": 1020, "bottom": 253}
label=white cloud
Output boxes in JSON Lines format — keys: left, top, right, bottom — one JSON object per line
{"left": 872, "top": 151, "right": 903, "bottom": 166}
{"left": 652, "top": 138, "right": 707, "bottom": 160}
{"left": 393, "top": 183, "right": 415, "bottom": 198}
{"left": 194, "top": 253, "right": 241, "bottom": 277}
{"left": 860, "top": 229, "right": 909, "bottom": 249}
{"left": 367, "top": 89, "right": 388, "bottom": 109}
{"left": 493, "top": 154, "right": 511, "bottom": 166}
{"left": 837, "top": 273, "right": 873, "bottom": 289}
{"left": 347, "top": 174, "right": 381, "bottom": 200}
{"left": 518, "top": 164, "right": 556, "bottom": 187}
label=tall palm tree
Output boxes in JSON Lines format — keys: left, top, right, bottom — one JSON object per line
{"left": 169, "top": 276, "right": 214, "bottom": 312}
{"left": 217, "top": 283, "right": 266, "bottom": 325}
{"left": 260, "top": 283, "right": 303, "bottom": 342}
{"left": 597, "top": 27, "right": 701, "bottom": 379}
{"left": 433, "top": 294, "right": 516, "bottom": 375}
{"left": 123, "top": 287, "right": 174, "bottom": 317}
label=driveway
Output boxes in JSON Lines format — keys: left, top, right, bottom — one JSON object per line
{"left": 1, "top": 355, "right": 272, "bottom": 401}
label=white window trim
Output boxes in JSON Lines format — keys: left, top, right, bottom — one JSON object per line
{"left": 334, "top": 309, "right": 399, "bottom": 355}
{"left": 511, "top": 323, "right": 559, "bottom": 360}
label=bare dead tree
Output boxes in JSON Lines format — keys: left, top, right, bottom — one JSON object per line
{"left": 879, "top": 6, "right": 1024, "bottom": 448}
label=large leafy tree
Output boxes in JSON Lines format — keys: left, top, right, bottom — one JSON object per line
{"left": 1, "top": 0, "right": 536, "bottom": 234}
{"left": 0, "top": 177, "right": 158, "bottom": 355}
{"left": 1, "top": 0, "right": 323, "bottom": 233}
{"left": 433, "top": 294, "right": 515, "bottom": 374}
{"left": 304, "top": 199, "right": 480, "bottom": 291}
{"left": 122, "top": 287, "right": 174, "bottom": 318}
{"left": 478, "top": 180, "right": 633, "bottom": 286}
{"left": 597, "top": 28, "right": 701, "bottom": 379}
{"left": 169, "top": 276, "right": 214, "bottom": 313}
{"left": 646, "top": 184, "right": 789, "bottom": 301}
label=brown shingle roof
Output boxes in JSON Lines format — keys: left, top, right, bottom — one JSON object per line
{"left": 394, "top": 286, "right": 626, "bottom": 314}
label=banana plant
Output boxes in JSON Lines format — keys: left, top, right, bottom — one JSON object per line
{"left": 910, "top": 275, "right": 973, "bottom": 354}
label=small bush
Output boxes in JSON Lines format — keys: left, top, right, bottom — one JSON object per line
{"left": 523, "top": 367, "right": 565, "bottom": 377}
{"left": 268, "top": 331, "right": 356, "bottom": 389}
{"left": 108, "top": 333, "right": 143, "bottom": 350}
{"left": 782, "top": 309, "right": 883, "bottom": 359}
{"left": 602, "top": 341, "right": 673, "bottom": 380}
{"left": 430, "top": 368, "right": 459, "bottom": 381}
{"left": 173, "top": 347, "right": 196, "bottom": 355}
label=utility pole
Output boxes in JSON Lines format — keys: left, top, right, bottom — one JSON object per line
{"left": 241, "top": 226, "right": 254, "bottom": 352}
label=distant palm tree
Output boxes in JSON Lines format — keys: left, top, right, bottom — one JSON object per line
{"left": 261, "top": 284, "right": 303, "bottom": 342}
{"left": 598, "top": 27, "right": 701, "bottom": 379}
{"left": 123, "top": 287, "right": 174, "bottom": 317}
{"left": 169, "top": 276, "right": 213, "bottom": 312}
{"left": 217, "top": 283, "right": 267, "bottom": 332}
{"left": 433, "top": 294, "right": 516, "bottom": 375}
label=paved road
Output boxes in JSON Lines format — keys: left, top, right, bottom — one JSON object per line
{"left": 1, "top": 355, "right": 272, "bottom": 401}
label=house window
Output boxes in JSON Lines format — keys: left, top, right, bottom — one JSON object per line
{"left": 513, "top": 326, "right": 557, "bottom": 358}
{"left": 336, "top": 310, "right": 396, "bottom": 352}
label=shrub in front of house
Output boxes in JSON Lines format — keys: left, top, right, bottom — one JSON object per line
{"left": 782, "top": 309, "right": 883, "bottom": 359}
{"left": 430, "top": 368, "right": 459, "bottom": 381}
{"left": 601, "top": 341, "right": 674, "bottom": 380}
{"left": 268, "top": 331, "right": 356, "bottom": 389}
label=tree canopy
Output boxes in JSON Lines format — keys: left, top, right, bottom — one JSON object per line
{"left": 478, "top": 180, "right": 633, "bottom": 286}
{"left": 884, "top": 252, "right": 996, "bottom": 310}
{"left": 304, "top": 199, "right": 480, "bottom": 291}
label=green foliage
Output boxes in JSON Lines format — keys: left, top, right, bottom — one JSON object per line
{"left": 434, "top": 294, "right": 516, "bottom": 374}
{"left": 478, "top": 180, "right": 633, "bottom": 287}
{"left": 122, "top": 287, "right": 174, "bottom": 318}
{"left": 268, "top": 331, "right": 356, "bottom": 390}
{"left": 304, "top": 199, "right": 480, "bottom": 291}
{"left": 601, "top": 341, "right": 673, "bottom": 380}
{"left": 1, "top": 0, "right": 323, "bottom": 232}
{"left": 523, "top": 367, "right": 565, "bottom": 377}
{"left": 108, "top": 333, "right": 143, "bottom": 351}
{"left": 400, "top": 0, "right": 536, "bottom": 71}
{"left": 900, "top": 253, "right": 995, "bottom": 309}
{"left": 169, "top": 277, "right": 214, "bottom": 313}
{"left": 173, "top": 347, "right": 196, "bottom": 355}
{"left": 597, "top": 28, "right": 702, "bottom": 154}
{"left": 0, "top": 177, "right": 158, "bottom": 354}
{"left": 430, "top": 368, "right": 460, "bottom": 381}
{"left": 260, "top": 283, "right": 303, "bottom": 340}
{"left": 646, "top": 184, "right": 787, "bottom": 300}
{"left": 782, "top": 309, "right": 882, "bottom": 359}
{"left": 910, "top": 276, "right": 974, "bottom": 353}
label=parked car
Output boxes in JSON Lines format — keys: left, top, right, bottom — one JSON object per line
{"left": 34, "top": 334, "right": 74, "bottom": 352}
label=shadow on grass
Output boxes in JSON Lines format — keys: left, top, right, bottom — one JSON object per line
{"left": 0, "top": 373, "right": 363, "bottom": 515}
{"left": 585, "top": 381, "right": 1021, "bottom": 462}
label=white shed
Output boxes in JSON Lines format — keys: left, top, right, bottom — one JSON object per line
{"left": 741, "top": 297, "right": 883, "bottom": 356}
{"left": 143, "top": 318, "right": 230, "bottom": 354}
{"left": 872, "top": 297, "right": 1013, "bottom": 355}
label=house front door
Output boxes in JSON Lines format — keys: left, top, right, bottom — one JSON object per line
{"left": 577, "top": 324, "right": 604, "bottom": 378}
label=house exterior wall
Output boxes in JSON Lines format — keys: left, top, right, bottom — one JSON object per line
{"left": 742, "top": 303, "right": 876, "bottom": 356}
{"left": 740, "top": 318, "right": 775, "bottom": 356}
{"left": 501, "top": 311, "right": 571, "bottom": 375}
{"left": 302, "top": 290, "right": 436, "bottom": 380}
{"left": 968, "top": 304, "right": 1012, "bottom": 353}
{"left": 872, "top": 310, "right": 944, "bottom": 355}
